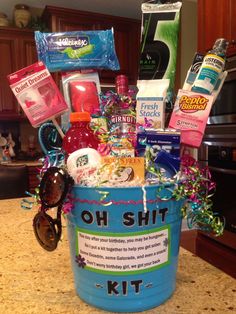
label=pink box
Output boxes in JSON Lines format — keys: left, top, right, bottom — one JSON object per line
{"left": 168, "top": 89, "right": 214, "bottom": 147}
{"left": 8, "top": 61, "right": 68, "bottom": 127}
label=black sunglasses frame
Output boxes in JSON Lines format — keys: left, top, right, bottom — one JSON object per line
{"left": 33, "top": 167, "right": 73, "bottom": 251}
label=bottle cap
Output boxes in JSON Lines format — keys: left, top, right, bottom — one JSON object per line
{"left": 115, "top": 75, "right": 128, "bottom": 95}
{"left": 213, "top": 38, "right": 228, "bottom": 53}
{"left": 115, "top": 74, "right": 128, "bottom": 84}
{"left": 70, "top": 111, "right": 91, "bottom": 122}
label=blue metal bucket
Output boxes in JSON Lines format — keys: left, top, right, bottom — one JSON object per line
{"left": 67, "top": 184, "right": 184, "bottom": 312}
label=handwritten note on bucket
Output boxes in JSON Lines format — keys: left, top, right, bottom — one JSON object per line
{"left": 76, "top": 226, "right": 170, "bottom": 274}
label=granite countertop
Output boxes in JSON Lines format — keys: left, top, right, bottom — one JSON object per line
{"left": 0, "top": 198, "right": 235, "bottom": 314}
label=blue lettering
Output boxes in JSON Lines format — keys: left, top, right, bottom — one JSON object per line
{"left": 141, "top": 103, "right": 159, "bottom": 110}
{"left": 140, "top": 110, "right": 161, "bottom": 117}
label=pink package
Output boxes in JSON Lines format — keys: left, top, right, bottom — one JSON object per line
{"left": 69, "top": 81, "right": 100, "bottom": 114}
{"left": 7, "top": 61, "right": 68, "bottom": 127}
{"left": 168, "top": 89, "right": 214, "bottom": 147}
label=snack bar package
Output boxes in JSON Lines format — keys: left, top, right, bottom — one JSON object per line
{"left": 35, "top": 29, "right": 120, "bottom": 72}
{"left": 8, "top": 61, "right": 68, "bottom": 127}
{"left": 101, "top": 156, "right": 145, "bottom": 185}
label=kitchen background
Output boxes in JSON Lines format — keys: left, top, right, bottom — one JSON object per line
{"left": 1, "top": 1, "right": 235, "bottom": 276}
{"left": 0, "top": 0, "right": 197, "bottom": 161}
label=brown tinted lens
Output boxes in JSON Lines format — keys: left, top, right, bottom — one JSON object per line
{"left": 33, "top": 213, "right": 57, "bottom": 251}
{"left": 41, "top": 171, "right": 65, "bottom": 206}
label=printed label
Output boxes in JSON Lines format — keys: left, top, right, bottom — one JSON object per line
{"left": 47, "top": 35, "right": 89, "bottom": 50}
{"left": 111, "top": 115, "right": 136, "bottom": 124}
{"left": 169, "top": 89, "right": 214, "bottom": 130}
{"left": 46, "top": 35, "right": 94, "bottom": 61}
{"left": 202, "top": 54, "right": 224, "bottom": 72}
{"left": 136, "top": 97, "right": 165, "bottom": 129}
{"left": 179, "top": 94, "right": 209, "bottom": 112}
{"left": 192, "top": 54, "right": 225, "bottom": 93}
{"left": 76, "top": 226, "right": 170, "bottom": 274}
{"left": 76, "top": 154, "right": 89, "bottom": 167}
{"left": 12, "top": 70, "right": 50, "bottom": 95}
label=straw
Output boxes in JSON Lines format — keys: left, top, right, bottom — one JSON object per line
{"left": 51, "top": 117, "right": 65, "bottom": 139}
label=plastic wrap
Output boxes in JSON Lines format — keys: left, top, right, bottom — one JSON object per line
{"left": 35, "top": 29, "right": 120, "bottom": 72}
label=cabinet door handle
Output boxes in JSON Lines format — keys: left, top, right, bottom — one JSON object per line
{"left": 209, "top": 166, "right": 236, "bottom": 175}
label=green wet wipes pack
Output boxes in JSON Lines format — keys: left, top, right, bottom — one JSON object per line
{"left": 35, "top": 28, "right": 120, "bottom": 72}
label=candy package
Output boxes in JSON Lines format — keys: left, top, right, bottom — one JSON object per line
{"left": 101, "top": 156, "right": 145, "bottom": 186}
{"left": 7, "top": 61, "right": 68, "bottom": 128}
{"left": 35, "top": 29, "right": 120, "bottom": 72}
{"left": 139, "top": 1, "right": 182, "bottom": 102}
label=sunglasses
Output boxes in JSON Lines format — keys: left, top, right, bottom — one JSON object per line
{"left": 33, "top": 167, "right": 73, "bottom": 251}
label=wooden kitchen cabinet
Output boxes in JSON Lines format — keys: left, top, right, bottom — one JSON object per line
{"left": 198, "top": 0, "right": 236, "bottom": 54}
{"left": 28, "top": 165, "right": 40, "bottom": 194}
{"left": 42, "top": 6, "right": 141, "bottom": 85}
{"left": 0, "top": 27, "right": 38, "bottom": 120}
{"left": 196, "top": 230, "right": 236, "bottom": 278}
